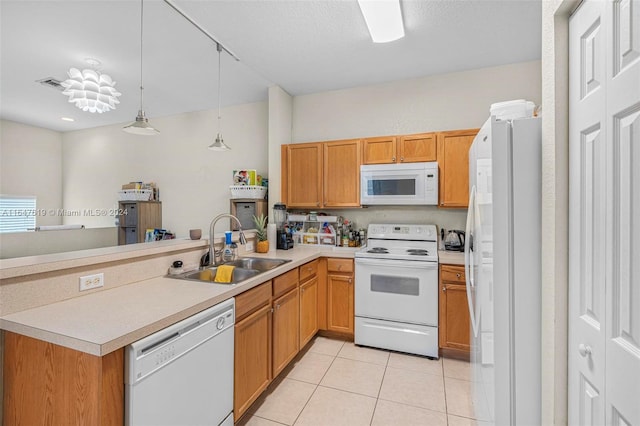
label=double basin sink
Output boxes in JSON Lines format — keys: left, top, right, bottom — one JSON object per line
{"left": 169, "top": 257, "right": 291, "bottom": 285}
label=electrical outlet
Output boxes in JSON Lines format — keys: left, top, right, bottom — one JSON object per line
{"left": 79, "top": 273, "right": 104, "bottom": 291}
{"left": 245, "top": 241, "right": 255, "bottom": 252}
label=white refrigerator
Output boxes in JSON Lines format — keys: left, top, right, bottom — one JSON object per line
{"left": 465, "top": 110, "right": 541, "bottom": 425}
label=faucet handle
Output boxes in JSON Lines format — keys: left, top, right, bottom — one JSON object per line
{"left": 238, "top": 229, "right": 247, "bottom": 245}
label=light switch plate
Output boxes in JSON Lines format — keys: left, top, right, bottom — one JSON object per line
{"left": 79, "top": 273, "right": 104, "bottom": 291}
{"left": 245, "top": 241, "right": 255, "bottom": 252}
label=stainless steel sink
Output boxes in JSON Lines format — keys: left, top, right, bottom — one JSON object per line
{"left": 222, "top": 257, "right": 291, "bottom": 272}
{"left": 168, "top": 257, "right": 290, "bottom": 285}
{"left": 172, "top": 266, "right": 261, "bottom": 284}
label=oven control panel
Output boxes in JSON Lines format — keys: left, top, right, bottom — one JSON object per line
{"left": 367, "top": 224, "right": 436, "bottom": 241}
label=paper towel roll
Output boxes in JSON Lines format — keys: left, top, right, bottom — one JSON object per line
{"left": 267, "top": 223, "right": 276, "bottom": 252}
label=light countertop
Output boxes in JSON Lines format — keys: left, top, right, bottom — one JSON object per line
{"left": 0, "top": 245, "right": 357, "bottom": 356}
{"left": 438, "top": 250, "right": 464, "bottom": 265}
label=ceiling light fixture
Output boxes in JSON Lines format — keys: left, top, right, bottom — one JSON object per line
{"left": 61, "top": 117, "right": 75, "bottom": 122}
{"left": 123, "top": 0, "right": 159, "bottom": 136}
{"left": 208, "top": 43, "right": 231, "bottom": 151}
{"left": 357, "top": 0, "right": 405, "bottom": 43}
{"left": 61, "top": 59, "right": 121, "bottom": 113}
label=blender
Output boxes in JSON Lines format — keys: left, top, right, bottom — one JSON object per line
{"left": 273, "top": 203, "right": 293, "bottom": 250}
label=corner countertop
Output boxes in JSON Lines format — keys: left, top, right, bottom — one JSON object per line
{"left": 438, "top": 250, "right": 464, "bottom": 265}
{"left": 0, "top": 245, "right": 358, "bottom": 356}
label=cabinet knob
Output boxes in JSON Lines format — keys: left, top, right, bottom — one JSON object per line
{"left": 348, "top": 278, "right": 352, "bottom": 284}
{"left": 270, "top": 308, "right": 274, "bottom": 314}
{"left": 392, "top": 157, "right": 396, "bottom": 162}
{"left": 456, "top": 273, "right": 461, "bottom": 278}
{"left": 442, "top": 286, "right": 446, "bottom": 292}
{"left": 301, "top": 288, "right": 305, "bottom": 293}
{"left": 400, "top": 157, "right": 404, "bottom": 162}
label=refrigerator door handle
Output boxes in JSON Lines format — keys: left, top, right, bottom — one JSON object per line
{"left": 465, "top": 185, "right": 479, "bottom": 338}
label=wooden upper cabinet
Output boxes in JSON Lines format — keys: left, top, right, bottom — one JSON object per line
{"left": 436, "top": 129, "right": 479, "bottom": 208}
{"left": 323, "top": 139, "right": 361, "bottom": 208}
{"left": 362, "top": 136, "right": 397, "bottom": 164}
{"left": 285, "top": 143, "right": 323, "bottom": 208}
{"left": 399, "top": 133, "right": 437, "bottom": 163}
{"left": 362, "top": 133, "right": 436, "bottom": 164}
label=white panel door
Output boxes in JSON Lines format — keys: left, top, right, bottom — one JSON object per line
{"left": 570, "top": 1, "right": 640, "bottom": 425}
{"left": 569, "top": 1, "right": 607, "bottom": 424}
{"left": 605, "top": 0, "right": 640, "bottom": 424}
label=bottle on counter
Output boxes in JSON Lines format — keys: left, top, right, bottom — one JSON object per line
{"left": 222, "top": 231, "right": 234, "bottom": 262}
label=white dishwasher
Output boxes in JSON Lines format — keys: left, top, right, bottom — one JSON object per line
{"left": 125, "top": 298, "right": 235, "bottom": 426}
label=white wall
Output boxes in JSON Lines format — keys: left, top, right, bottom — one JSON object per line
{"left": 289, "top": 60, "right": 541, "bottom": 230}
{"left": 292, "top": 60, "right": 541, "bottom": 142}
{"left": 268, "top": 86, "right": 293, "bottom": 211}
{"left": 0, "top": 227, "right": 117, "bottom": 259}
{"left": 0, "top": 120, "right": 62, "bottom": 226}
{"left": 62, "top": 102, "right": 269, "bottom": 238}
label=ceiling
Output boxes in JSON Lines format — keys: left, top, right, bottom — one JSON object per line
{"left": 0, "top": 0, "right": 541, "bottom": 132}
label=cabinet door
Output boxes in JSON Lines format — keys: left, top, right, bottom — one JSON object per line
{"left": 272, "top": 287, "right": 300, "bottom": 377}
{"left": 437, "top": 129, "right": 478, "bottom": 208}
{"left": 286, "top": 143, "right": 323, "bottom": 208}
{"left": 323, "top": 139, "right": 361, "bottom": 207}
{"left": 234, "top": 304, "right": 272, "bottom": 421}
{"left": 439, "top": 282, "right": 471, "bottom": 352}
{"left": 399, "top": 133, "right": 437, "bottom": 163}
{"left": 327, "top": 273, "right": 354, "bottom": 334}
{"left": 299, "top": 276, "right": 319, "bottom": 348}
{"left": 362, "top": 136, "right": 397, "bottom": 164}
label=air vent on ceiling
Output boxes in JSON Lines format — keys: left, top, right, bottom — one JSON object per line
{"left": 36, "top": 77, "right": 64, "bottom": 91}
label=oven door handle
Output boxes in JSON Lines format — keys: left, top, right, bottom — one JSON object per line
{"left": 355, "top": 258, "right": 438, "bottom": 269}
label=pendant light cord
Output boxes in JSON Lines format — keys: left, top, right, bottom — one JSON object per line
{"left": 139, "top": 0, "right": 144, "bottom": 112}
{"left": 217, "top": 43, "right": 222, "bottom": 135}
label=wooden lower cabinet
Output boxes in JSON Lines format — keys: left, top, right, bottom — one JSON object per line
{"left": 234, "top": 281, "right": 273, "bottom": 421}
{"left": 327, "top": 271, "right": 354, "bottom": 335}
{"left": 299, "top": 275, "right": 319, "bottom": 348}
{"left": 3, "top": 331, "right": 124, "bottom": 425}
{"left": 234, "top": 304, "right": 272, "bottom": 421}
{"left": 272, "top": 286, "right": 300, "bottom": 378}
{"left": 438, "top": 264, "right": 471, "bottom": 357}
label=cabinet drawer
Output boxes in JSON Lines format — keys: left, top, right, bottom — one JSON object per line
{"left": 327, "top": 258, "right": 353, "bottom": 273}
{"left": 236, "top": 281, "right": 272, "bottom": 321}
{"left": 124, "top": 227, "right": 138, "bottom": 245}
{"left": 440, "top": 265, "right": 465, "bottom": 283}
{"left": 121, "top": 203, "right": 137, "bottom": 227}
{"left": 273, "top": 268, "right": 299, "bottom": 298}
{"left": 299, "top": 260, "right": 319, "bottom": 282}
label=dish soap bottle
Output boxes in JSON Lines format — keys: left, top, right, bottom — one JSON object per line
{"left": 222, "top": 231, "right": 234, "bottom": 262}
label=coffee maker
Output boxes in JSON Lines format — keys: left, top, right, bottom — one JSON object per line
{"left": 273, "top": 203, "right": 294, "bottom": 250}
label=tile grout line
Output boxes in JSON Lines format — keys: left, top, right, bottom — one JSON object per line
{"left": 369, "top": 351, "right": 390, "bottom": 425}
{"left": 443, "top": 355, "right": 450, "bottom": 425}
{"left": 291, "top": 339, "right": 344, "bottom": 426}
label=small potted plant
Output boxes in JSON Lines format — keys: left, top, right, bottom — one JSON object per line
{"left": 253, "top": 214, "right": 269, "bottom": 253}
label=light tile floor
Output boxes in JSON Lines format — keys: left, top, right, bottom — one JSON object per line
{"left": 239, "top": 336, "right": 490, "bottom": 426}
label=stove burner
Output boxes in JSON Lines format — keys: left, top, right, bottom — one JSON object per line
{"left": 407, "top": 249, "right": 429, "bottom": 256}
{"left": 368, "top": 247, "right": 389, "bottom": 254}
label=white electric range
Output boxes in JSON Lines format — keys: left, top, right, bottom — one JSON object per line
{"left": 354, "top": 223, "right": 439, "bottom": 358}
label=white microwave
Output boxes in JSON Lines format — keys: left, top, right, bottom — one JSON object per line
{"left": 360, "top": 162, "right": 439, "bottom": 205}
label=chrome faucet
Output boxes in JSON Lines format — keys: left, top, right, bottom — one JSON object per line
{"left": 209, "top": 214, "right": 247, "bottom": 266}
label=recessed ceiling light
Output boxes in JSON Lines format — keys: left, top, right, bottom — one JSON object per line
{"left": 357, "top": 0, "right": 405, "bottom": 43}
{"left": 61, "top": 117, "right": 75, "bottom": 122}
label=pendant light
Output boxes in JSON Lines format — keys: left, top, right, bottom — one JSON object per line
{"left": 208, "top": 43, "right": 231, "bottom": 151}
{"left": 123, "top": 0, "right": 159, "bottom": 136}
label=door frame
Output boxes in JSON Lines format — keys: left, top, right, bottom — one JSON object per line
{"left": 541, "top": 1, "right": 582, "bottom": 425}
